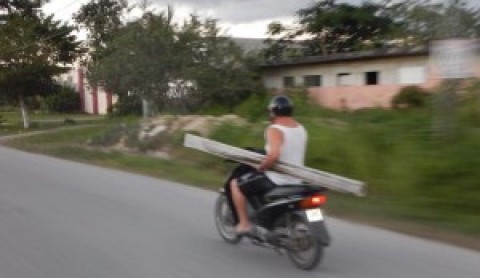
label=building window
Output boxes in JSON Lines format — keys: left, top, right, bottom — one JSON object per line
{"left": 337, "top": 73, "right": 352, "bottom": 86}
{"left": 398, "top": 66, "right": 426, "bottom": 84}
{"left": 283, "top": 76, "right": 295, "bottom": 88}
{"left": 365, "top": 71, "right": 379, "bottom": 85}
{"left": 304, "top": 75, "right": 322, "bottom": 87}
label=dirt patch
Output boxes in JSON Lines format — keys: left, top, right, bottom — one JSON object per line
{"left": 91, "top": 114, "right": 247, "bottom": 157}
{"left": 137, "top": 114, "right": 245, "bottom": 140}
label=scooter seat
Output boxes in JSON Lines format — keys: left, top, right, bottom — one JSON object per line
{"left": 264, "top": 184, "right": 325, "bottom": 200}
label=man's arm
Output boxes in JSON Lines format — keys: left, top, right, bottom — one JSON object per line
{"left": 258, "top": 127, "right": 283, "bottom": 171}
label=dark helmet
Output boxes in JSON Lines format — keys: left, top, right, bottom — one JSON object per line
{"left": 268, "top": 95, "right": 293, "bottom": 116}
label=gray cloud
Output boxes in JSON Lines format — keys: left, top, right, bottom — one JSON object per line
{"left": 148, "top": 0, "right": 315, "bottom": 22}
{"left": 146, "top": 0, "right": 480, "bottom": 23}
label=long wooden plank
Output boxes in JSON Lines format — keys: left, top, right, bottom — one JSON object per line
{"left": 184, "top": 134, "right": 366, "bottom": 197}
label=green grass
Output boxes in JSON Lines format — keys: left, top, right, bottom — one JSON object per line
{"left": 0, "top": 110, "right": 102, "bottom": 121}
{"left": 0, "top": 110, "right": 106, "bottom": 136}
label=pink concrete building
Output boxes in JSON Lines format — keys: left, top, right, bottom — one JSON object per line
{"left": 262, "top": 47, "right": 443, "bottom": 110}
{"left": 56, "top": 65, "right": 117, "bottom": 115}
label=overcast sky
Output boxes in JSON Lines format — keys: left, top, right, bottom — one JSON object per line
{"left": 42, "top": 0, "right": 474, "bottom": 38}
{"left": 41, "top": 0, "right": 364, "bottom": 38}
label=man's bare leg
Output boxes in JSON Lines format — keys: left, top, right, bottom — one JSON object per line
{"left": 230, "top": 179, "right": 252, "bottom": 233}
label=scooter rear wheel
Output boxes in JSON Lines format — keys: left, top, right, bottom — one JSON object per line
{"left": 286, "top": 216, "right": 324, "bottom": 270}
{"left": 214, "top": 194, "right": 242, "bottom": 244}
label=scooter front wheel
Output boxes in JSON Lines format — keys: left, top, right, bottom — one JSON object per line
{"left": 214, "top": 194, "right": 242, "bottom": 244}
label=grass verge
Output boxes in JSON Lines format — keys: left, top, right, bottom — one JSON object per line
{"left": 0, "top": 111, "right": 105, "bottom": 136}
{"left": 3, "top": 125, "right": 224, "bottom": 189}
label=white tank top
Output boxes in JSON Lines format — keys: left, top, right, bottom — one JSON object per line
{"left": 265, "top": 124, "right": 307, "bottom": 185}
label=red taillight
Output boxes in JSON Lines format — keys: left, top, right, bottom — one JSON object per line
{"left": 299, "top": 194, "right": 327, "bottom": 209}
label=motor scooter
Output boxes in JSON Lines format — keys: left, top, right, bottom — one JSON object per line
{"left": 214, "top": 163, "right": 331, "bottom": 270}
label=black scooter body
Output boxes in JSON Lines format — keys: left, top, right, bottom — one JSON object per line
{"left": 245, "top": 184, "right": 331, "bottom": 246}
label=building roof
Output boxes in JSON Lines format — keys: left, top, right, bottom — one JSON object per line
{"left": 262, "top": 46, "right": 429, "bottom": 69}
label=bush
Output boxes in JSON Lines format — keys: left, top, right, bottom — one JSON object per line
{"left": 89, "top": 123, "right": 139, "bottom": 147}
{"left": 283, "top": 88, "right": 320, "bottom": 117}
{"left": 234, "top": 88, "right": 322, "bottom": 121}
{"left": 110, "top": 95, "right": 142, "bottom": 116}
{"left": 233, "top": 92, "right": 269, "bottom": 121}
{"left": 45, "top": 85, "right": 80, "bottom": 113}
{"left": 25, "top": 95, "right": 46, "bottom": 111}
{"left": 392, "top": 86, "right": 429, "bottom": 109}
{"left": 198, "top": 104, "right": 231, "bottom": 116}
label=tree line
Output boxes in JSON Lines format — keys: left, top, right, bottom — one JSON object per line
{"left": 74, "top": 2, "right": 261, "bottom": 115}
{"left": 1, "top": 0, "right": 480, "bottom": 127}
{"left": 265, "top": 0, "right": 480, "bottom": 59}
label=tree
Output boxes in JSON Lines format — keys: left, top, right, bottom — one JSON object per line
{"left": 0, "top": 0, "right": 81, "bottom": 128}
{"left": 87, "top": 7, "right": 261, "bottom": 115}
{"left": 73, "top": 0, "right": 129, "bottom": 61}
{"left": 265, "top": 0, "right": 480, "bottom": 60}
{"left": 174, "top": 14, "right": 262, "bottom": 112}
{"left": 381, "top": 0, "right": 480, "bottom": 46}
{"left": 0, "top": 0, "right": 44, "bottom": 17}
{"left": 88, "top": 9, "right": 177, "bottom": 115}
{"left": 264, "top": 22, "right": 303, "bottom": 61}
{"left": 265, "top": 0, "right": 397, "bottom": 59}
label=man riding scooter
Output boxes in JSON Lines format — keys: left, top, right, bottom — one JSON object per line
{"left": 227, "top": 95, "right": 308, "bottom": 235}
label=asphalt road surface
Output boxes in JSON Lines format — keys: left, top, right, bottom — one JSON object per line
{"left": 0, "top": 146, "right": 479, "bottom": 278}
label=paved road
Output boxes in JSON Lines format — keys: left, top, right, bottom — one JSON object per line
{"left": 0, "top": 146, "right": 479, "bottom": 278}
